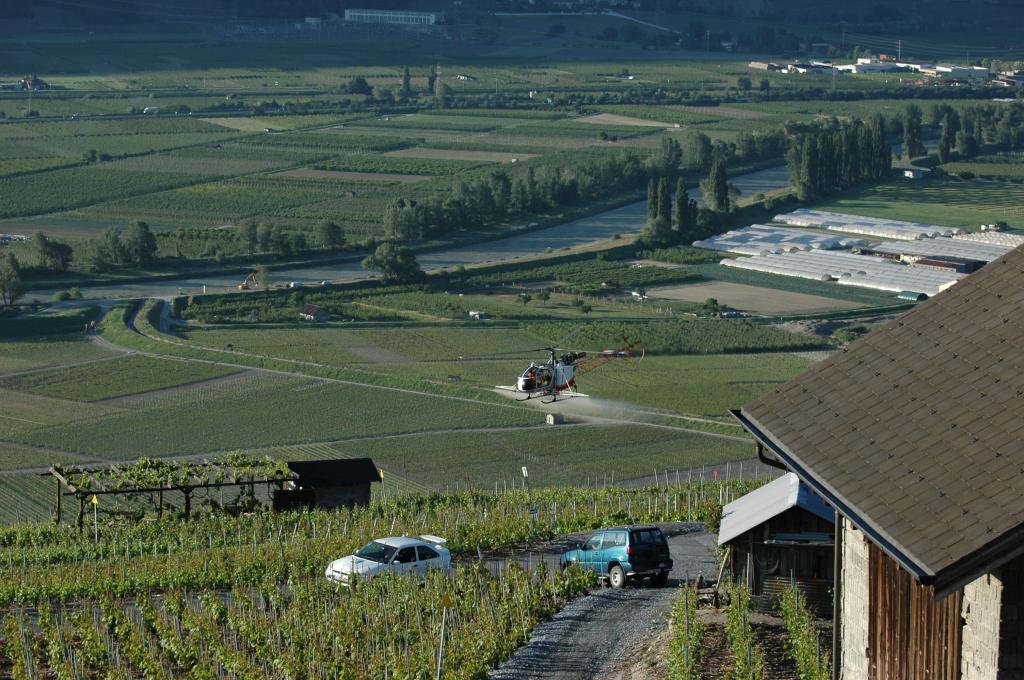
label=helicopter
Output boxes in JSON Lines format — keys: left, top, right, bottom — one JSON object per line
{"left": 494, "top": 335, "right": 643, "bottom": 403}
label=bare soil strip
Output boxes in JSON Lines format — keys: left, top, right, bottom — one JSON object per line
{"left": 576, "top": 113, "right": 673, "bottom": 127}
{"left": 669, "top": 105, "right": 769, "bottom": 119}
{"left": 277, "top": 168, "right": 430, "bottom": 182}
{"left": 384, "top": 147, "right": 540, "bottom": 162}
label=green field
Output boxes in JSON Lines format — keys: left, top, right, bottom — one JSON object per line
{"left": 815, "top": 178, "right": 1024, "bottom": 230}
{"left": 0, "top": 353, "right": 240, "bottom": 401}
{"left": 334, "top": 425, "right": 751, "bottom": 490}
{"left": 0, "top": 336, "right": 117, "bottom": 374}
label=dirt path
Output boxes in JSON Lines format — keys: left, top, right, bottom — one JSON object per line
{"left": 488, "top": 525, "right": 719, "bottom": 679}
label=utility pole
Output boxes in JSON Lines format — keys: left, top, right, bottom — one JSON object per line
{"left": 898, "top": 39, "right": 902, "bottom": 61}
{"left": 705, "top": 29, "right": 710, "bottom": 52}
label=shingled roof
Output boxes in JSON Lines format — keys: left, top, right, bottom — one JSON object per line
{"left": 734, "top": 245, "right": 1024, "bottom": 596}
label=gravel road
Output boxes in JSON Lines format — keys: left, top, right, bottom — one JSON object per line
{"left": 488, "top": 522, "right": 720, "bottom": 679}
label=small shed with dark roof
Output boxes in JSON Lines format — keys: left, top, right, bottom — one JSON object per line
{"left": 298, "top": 304, "right": 329, "bottom": 323}
{"left": 732, "top": 245, "right": 1024, "bottom": 679}
{"left": 275, "top": 458, "right": 381, "bottom": 511}
{"left": 718, "top": 473, "right": 835, "bottom": 615}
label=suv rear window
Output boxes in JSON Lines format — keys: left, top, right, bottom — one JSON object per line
{"left": 630, "top": 528, "right": 666, "bottom": 545}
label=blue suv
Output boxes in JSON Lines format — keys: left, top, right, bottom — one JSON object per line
{"left": 560, "top": 525, "right": 672, "bottom": 588}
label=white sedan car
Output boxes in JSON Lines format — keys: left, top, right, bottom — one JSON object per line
{"left": 325, "top": 535, "right": 452, "bottom": 585}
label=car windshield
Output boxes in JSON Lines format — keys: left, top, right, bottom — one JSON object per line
{"left": 355, "top": 541, "right": 398, "bottom": 563}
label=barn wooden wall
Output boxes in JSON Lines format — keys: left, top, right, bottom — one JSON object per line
{"left": 868, "top": 544, "right": 963, "bottom": 680}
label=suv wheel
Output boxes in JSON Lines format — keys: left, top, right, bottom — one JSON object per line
{"left": 608, "top": 564, "right": 627, "bottom": 589}
{"left": 651, "top": 571, "right": 669, "bottom": 587}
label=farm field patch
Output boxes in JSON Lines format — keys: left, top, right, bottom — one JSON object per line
{"left": 334, "top": 424, "right": 751, "bottom": 491}
{"left": 0, "top": 389, "right": 122, "bottom": 440}
{"left": 278, "top": 168, "right": 430, "bottom": 183}
{"left": 815, "top": 179, "right": 1024, "bottom": 229}
{"left": 0, "top": 473, "right": 55, "bottom": 524}
{"left": 0, "top": 354, "right": 240, "bottom": 402}
{"left": 671, "top": 105, "right": 770, "bottom": 119}
{"left": 180, "top": 325, "right": 550, "bottom": 365}
{"left": 0, "top": 441, "right": 103, "bottom": 472}
{"left": 647, "top": 281, "right": 865, "bottom": 315}
{"left": 576, "top": 113, "right": 673, "bottom": 127}
{"left": 940, "top": 161, "right": 1024, "bottom": 181}
{"left": 10, "top": 372, "right": 540, "bottom": 459}
{"left": 385, "top": 147, "right": 540, "bottom": 162}
{"left": 0, "top": 337, "right": 118, "bottom": 375}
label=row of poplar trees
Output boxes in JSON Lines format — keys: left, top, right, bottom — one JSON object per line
{"left": 788, "top": 116, "right": 891, "bottom": 201}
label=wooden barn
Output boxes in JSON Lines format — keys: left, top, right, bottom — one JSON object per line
{"left": 275, "top": 458, "right": 382, "bottom": 511}
{"left": 718, "top": 472, "right": 835, "bottom": 615}
{"left": 733, "top": 246, "right": 1024, "bottom": 680}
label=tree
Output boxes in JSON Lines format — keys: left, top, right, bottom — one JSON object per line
{"left": 0, "top": 252, "right": 23, "bottom": 307}
{"left": 427, "top": 67, "right": 437, "bottom": 95}
{"left": 903, "top": 104, "right": 926, "bottom": 159}
{"left": 646, "top": 178, "right": 658, "bottom": 222}
{"left": 32, "top": 232, "right": 72, "bottom": 272}
{"left": 759, "top": 78, "right": 770, "bottom": 93}
{"left": 656, "top": 176, "right": 672, "bottom": 224}
{"left": 399, "top": 66, "right": 413, "bottom": 99}
{"left": 580, "top": 303, "right": 593, "bottom": 315}
{"left": 673, "top": 177, "right": 698, "bottom": 241}
{"left": 346, "top": 77, "right": 373, "bottom": 96}
{"left": 938, "top": 111, "right": 960, "bottom": 164}
{"left": 519, "top": 293, "right": 532, "bottom": 306}
{"left": 239, "top": 221, "right": 258, "bottom": 255}
{"left": 737, "top": 76, "right": 752, "bottom": 91}
{"left": 100, "top": 228, "right": 128, "bottom": 266}
{"left": 384, "top": 198, "right": 423, "bottom": 241}
{"left": 257, "top": 223, "right": 273, "bottom": 253}
{"left": 317, "top": 221, "right": 345, "bottom": 250}
{"left": 362, "top": 242, "right": 423, "bottom": 284}
{"left": 270, "top": 225, "right": 292, "bottom": 257}
{"left": 957, "top": 129, "right": 979, "bottom": 158}
{"left": 648, "top": 137, "right": 683, "bottom": 176}
{"left": 255, "top": 264, "right": 270, "bottom": 290}
{"left": 700, "top": 158, "right": 730, "bottom": 213}
{"left": 684, "top": 131, "right": 713, "bottom": 172}
{"left": 125, "top": 220, "right": 158, "bottom": 265}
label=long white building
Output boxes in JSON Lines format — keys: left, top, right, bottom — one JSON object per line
{"left": 344, "top": 9, "right": 438, "bottom": 25}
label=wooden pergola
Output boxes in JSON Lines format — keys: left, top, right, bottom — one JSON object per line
{"left": 46, "top": 460, "right": 299, "bottom": 528}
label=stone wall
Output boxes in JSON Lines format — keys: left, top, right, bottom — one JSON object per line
{"left": 962, "top": 572, "right": 1002, "bottom": 680}
{"left": 840, "top": 518, "right": 870, "bottom": 680}
{"left": 961, "top": 553, "right": 1024, "bottom": 679}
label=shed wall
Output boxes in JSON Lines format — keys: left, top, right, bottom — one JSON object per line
{"left": 316, "top": 484, "right": 371, "bottom": 509}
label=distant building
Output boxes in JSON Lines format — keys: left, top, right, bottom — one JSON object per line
{"left": 298, "top": 304, "right": 330, "bottom": 322}
{"left": 344, "top": 9, "right": 438, "bottom": 25}
{"left": 468, "top": 310, "right": 490, "bottom": 320}
{"left": 903, "top": 168, "right": 927, "bottom": 179}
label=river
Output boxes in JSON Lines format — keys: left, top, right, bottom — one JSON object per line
{"left": 27, "top": 165, "right": 790, "bottom": 302}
